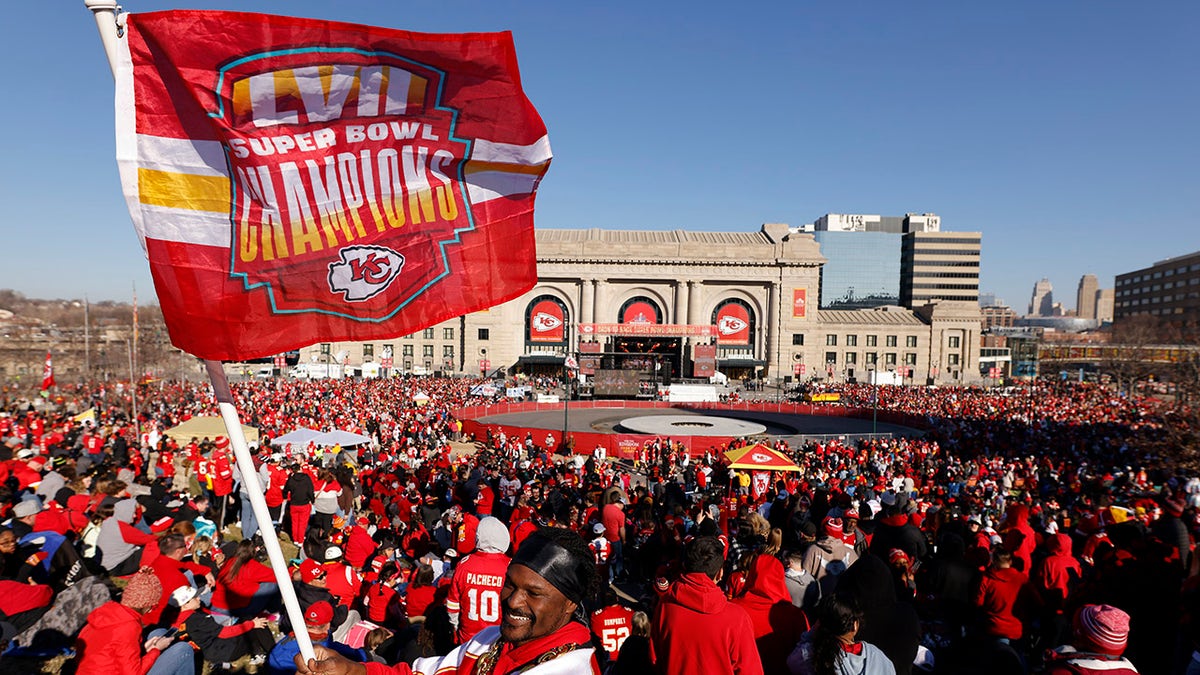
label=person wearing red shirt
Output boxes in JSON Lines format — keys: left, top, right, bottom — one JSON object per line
{"left": 446, "top": 516, "right": 511, "bottom": 644}
{"left": 731, "top": 553, "right": 809, "bottom": 673}
{"left": 403, "top": 563, "right": 440, "bottom": 619}
{"left": 323, "top": 546, "right": 364, "bottom": 609}
{"left": 590, "top": 593, "right": 634, "bottom": 661}
{"left": 263, "top": 456, "right": 289, "bottom": 524}
{"left": 601, "top": 495, "right": 627, "bottom": 581}
{"left": 455, "top": 511, "right": 480, "bottom": 556}
{"left": 653, "top": 536, "right": 763, "bottom": 675}
{"left": 363, "top": 562, "right": 404, "bottom": 630}
{"left": 145, "top": 533, "right": 213, "bottom": 626}
{"left": 343, "top": 519, "right": 377, "bottom": 571}
{"left": 211, "top": 439, "right": 235, "bottom": 499}
{"left": 475, "top": 483, "right": 495, "bottom": 518}
{"left": 974, "top": 550, "right": 1029, "bottom": 643}
{"left": 211, "top": 540, "right": 278, "bottom": 623}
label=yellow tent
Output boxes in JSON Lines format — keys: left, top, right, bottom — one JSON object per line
{"left": 163, "top": 416, "right": 260, "bottom": 444}
{"left": 724, "top": 442, "right": 801, "bottom": 472}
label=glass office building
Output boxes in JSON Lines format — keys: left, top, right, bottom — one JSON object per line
{"left": 813, "top": 231, "right": 902, "bottom": 309}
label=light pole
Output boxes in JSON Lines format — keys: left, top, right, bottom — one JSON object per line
{"left": 867, "top": 364, "right": 877, "bottom": 435}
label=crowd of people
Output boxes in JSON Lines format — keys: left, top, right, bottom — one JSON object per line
{"left": 0, "top": 375, "right": 1196, "bottom": 674}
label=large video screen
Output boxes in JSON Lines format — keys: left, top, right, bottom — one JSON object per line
{"left": 593, "top": 369, "right": 642, "bottom": 397}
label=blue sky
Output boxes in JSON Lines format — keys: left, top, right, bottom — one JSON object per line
{"left": 3, "top": 1, "right": 1196, "bottom": 313}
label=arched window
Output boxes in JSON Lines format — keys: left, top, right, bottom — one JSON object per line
{"left": 712, "top": 299, "right": 755, "bottom": 346}
{"left": 618, "top": 296, "right": 662, "bottom": 324}
{"left": 526, "top": 295, "right": 569, "bottom": 344}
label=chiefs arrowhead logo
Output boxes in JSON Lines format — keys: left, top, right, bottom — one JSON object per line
{"left": 718, "top": 316, "right": 748, "bottom": 335}
{"left": 750, "top": 452, "right": 774, "bottom": 463}
{"left": 532, "top": 312, "right": 563, "bottom": 332}
{"left": 328, "top": 245, "right": 405, "bottom": 302}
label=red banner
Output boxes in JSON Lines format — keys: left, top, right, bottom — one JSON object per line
{"left": 693, "top": 344, "right": 717, "bottom": 359}
{"left": 793, "top": 288, "right": 807, "bottom": 318}
{"left": 41, "top": 351, "right": 55, "bottom": 391}
{"left": 693, "top": 359, "right": 715, "bottom": 378}
{"left": 621, "top": 301, "right": 661, "bottom": 325}
{"left": 579, "top": 341, "right": 602, "bottom": 375}
{"left": 116, "top": 11, "right": 550, "bottom": 360}
{"left": 579, "top": 324, "right": 716, "bottom": 337}
{"left": 529, "top": 299, "right": 566, "bottom": 343}
{"left": 715, "top": 302, "right": 751, "bottom": 345}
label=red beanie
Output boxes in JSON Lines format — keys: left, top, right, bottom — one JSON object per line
{"left": 1075, "top": 604, "right": 1130, "bottom": 656}
{"left": 823, "top": 516, "right": 843, "bottom": 537}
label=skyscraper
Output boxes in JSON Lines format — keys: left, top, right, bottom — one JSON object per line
{"left": 1076, "top": 274, "right": 1099, "bottom": 319}
{"left": 1029, "top": 278, "right": 1054, "bottom": 317}
{"left": 899, "top": 230, "right": 981, "bottom": 308}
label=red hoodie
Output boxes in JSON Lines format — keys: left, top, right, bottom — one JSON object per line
{"left": 653, "top": 572, "right": 763, "bottom": 675}
{"left": 732, "top": 555, "right": 809, "bottom": 673}
{"left": 1033, "top": 533, "right": 1081, "bottom": 614}
{"left": 974, "top": 564, "right": 1028, "bottom": 640}
{"left": 75, "top": 601, "right": 162, "bottom": 675}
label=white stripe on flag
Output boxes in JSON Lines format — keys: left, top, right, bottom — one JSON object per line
{"left": 139, "top": 203, "right": 231, "bottom": 247}
{"left": 137, "top": 136, "right": 228, "bottom": 176}
{"left": 470, "top": 135, "right": 552, "bottom": 166}
{"left": 466, "top": 170, "right": 542, "bottom": 203}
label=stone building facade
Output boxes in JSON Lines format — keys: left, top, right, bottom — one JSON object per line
{"left": 299, "top": 224, "right": 984, "bottom": 385}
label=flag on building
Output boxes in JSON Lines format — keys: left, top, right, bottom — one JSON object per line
{"left": 114, "top": 11, "right": 551, "bottom": 360}
{"left": 41, "top": 351, "right": 55, "bottom": 393}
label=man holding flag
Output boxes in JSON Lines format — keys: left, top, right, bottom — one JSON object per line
{"left": 87, "top": 1, "right": 553, "bottom": 662}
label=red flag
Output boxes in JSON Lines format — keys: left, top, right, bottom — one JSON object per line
{"left": 115, "top": 11, "right": 551, "bottom": 360}
{"left": 41, "top": 351, "right": 55, "bottom": 391}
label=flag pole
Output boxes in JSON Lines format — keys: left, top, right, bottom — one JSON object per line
{"left": 81, "top": 0, "right": 319, "bottom": 660}
{"left": 206, "top": 361, "right": 317, "bottom": 661}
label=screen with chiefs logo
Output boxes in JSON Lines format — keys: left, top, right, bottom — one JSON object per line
{"left": 620, "top": 300, "right": 661, "bottom": 325}
{"left": 528, "top": 298, "right": 566, "bottom": 343}
{"left": 715, "top": 302, "right": 751, "bottom": 345}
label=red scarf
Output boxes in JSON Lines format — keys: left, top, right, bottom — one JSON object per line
{"left": 463, "top": 622, "right": 593, "bottom": 675}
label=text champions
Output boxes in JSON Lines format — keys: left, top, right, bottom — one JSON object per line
{"left": 229, "top": 122, "right": 462, "bottom": 265}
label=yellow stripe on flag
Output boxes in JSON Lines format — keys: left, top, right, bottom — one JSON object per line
{"left": 464, "top": 160, "right": 549, "bottom": 177}
{"left": 138, "top": 168, "right": 230, "bottom": 212}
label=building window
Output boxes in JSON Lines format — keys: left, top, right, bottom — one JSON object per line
{"left": 443, "top": 328, "right": 454, "bottom": 340}
{"left": 825, "top": 351, "right": 837, "bottom": 365}
{"left": 826, "top": 335, "right": 838, "bottom": 346}
{"left": 402, "top": 345, "right": 414, "bottom": 357}
{"left": 948, "top": 353, "right": 960, "bottom": 366}
{"left": 866, "top": 335, "right": 877, "bottom": 347}
{"left": 846, "top": 335, "right": 858, "bottom": 347}
{"left": 363, "top": 344, "right": 374, "bottom": 361}
{"left": 792, "top": 334, "right": 805, "bottom": 346}
{"left": 478, "top": 328, "right": 490, "bottom": 340}
{"left": 443, "top": 345, "right": 455, "bottom": 357}
{"left": 320, "top": 343, "right": 331, "bottom": 355}
{"left": 904, "top": 353, "right": 917, "bottom": 365}
{"left": 866, "top": 352, "right": 878, "bottom": 365}
{"left": 906, "top": 336, "right": 918, "bottom": 348}
{"left": 422, "top": 345, "right": 434, "bottom": 358}
{"left": 423, "top": 328, "right": 434, "bottom": 339}
{"left": 948, "top": 336, "right": 960, "bottom": 348}
{"left": 845, "top": 352, "right": 857, "bottom": 364}
{"left": 885, "top": 353, "right": 897, "bottom": 365}
{"left": 886, "top": 335, "right": 898, "bottom": 347}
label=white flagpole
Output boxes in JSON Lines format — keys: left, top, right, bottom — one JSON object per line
{"left": 83, "top": 1, "right": 316, "bottom": 661}
{"left": 205, "top": 361, "right": 316, "bottom": 660}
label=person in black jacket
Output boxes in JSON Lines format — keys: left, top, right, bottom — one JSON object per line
{"left": 836, "top": 553, "right": 922, "bottom": 675}
{"left": 869, "top": 501, "right": 929, "bottom": 564}
{"left": 283, "top": 464, "right": 315, "bottom": 546}
{"left": 173, "top": 586, "right": 275, "bottom": 666}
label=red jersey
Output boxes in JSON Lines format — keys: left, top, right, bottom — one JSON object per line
{"left": 445, "top": 550, "right": 510, "bottom": 644}
{"left": 363, "top": 582, "right": 400, "bottom": 624}
{"left": 590, "top": 604, "right": 634, "bottom": 660}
